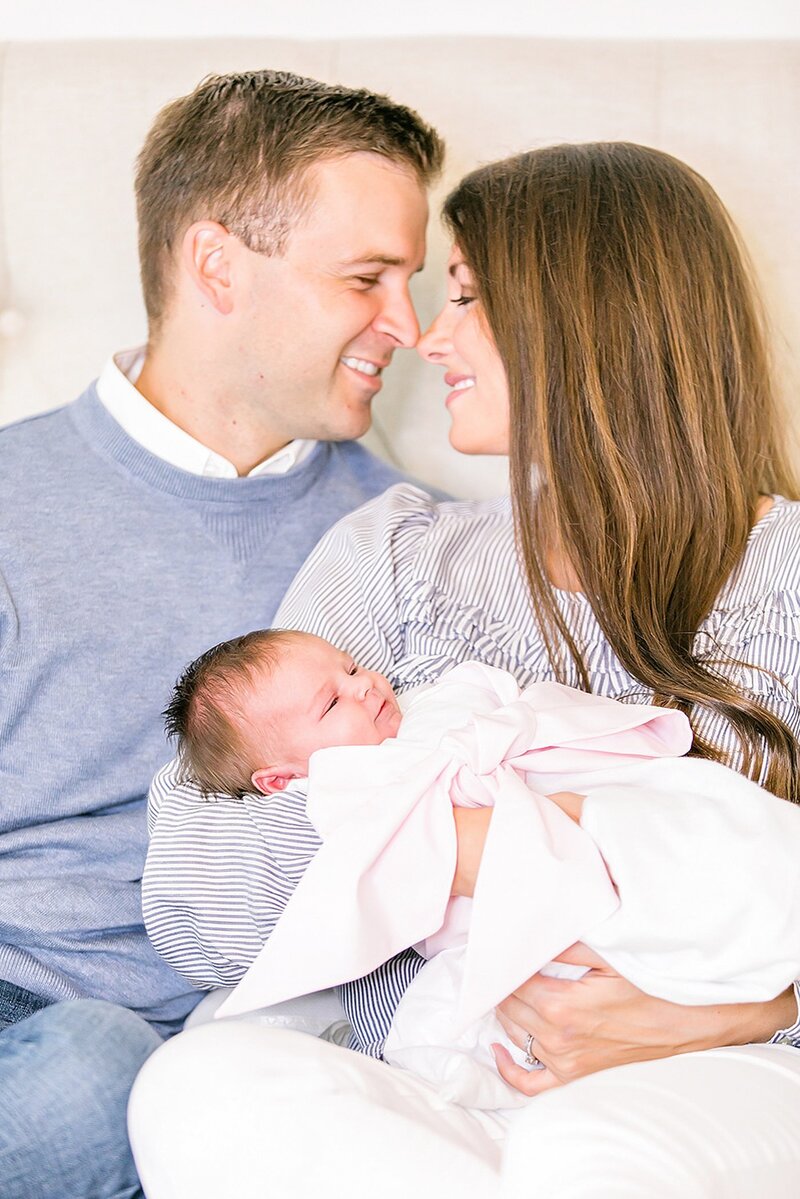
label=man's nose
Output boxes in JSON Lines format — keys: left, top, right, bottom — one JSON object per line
{"left": 374, "top": 287, "right": 420, "bottom": 349}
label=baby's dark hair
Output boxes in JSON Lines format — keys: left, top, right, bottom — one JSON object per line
{"left": 164, "top": 628, "right": 298, "bottom": 797}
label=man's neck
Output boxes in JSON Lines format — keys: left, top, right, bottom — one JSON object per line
{"left": 135, "top": 350, "right": 290, "bottom": 477}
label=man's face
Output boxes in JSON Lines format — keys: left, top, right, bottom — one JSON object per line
{"left": 244, "top": 635, "right": 401, "bottom": 782}
{"left": 231, "top": 152, "right": 429, "bottom": 443}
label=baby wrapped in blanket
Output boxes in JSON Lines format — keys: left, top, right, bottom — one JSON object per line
{"left": 156, "top": 628, "right": 800, "bottom": 1110}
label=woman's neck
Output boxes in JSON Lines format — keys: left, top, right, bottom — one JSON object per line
{"left": 546, "top": 546, "right": 582, "bottom": 592}
{"left": 755, "top": 494, "right": 775, "bottom": 522}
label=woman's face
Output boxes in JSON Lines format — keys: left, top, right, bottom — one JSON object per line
{"left": 417, "top": 246, "right": 510, "bottom": 455}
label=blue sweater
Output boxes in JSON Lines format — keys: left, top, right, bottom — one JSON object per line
{"left": 0, "top": 385, "right": 411, "bottom": 1035}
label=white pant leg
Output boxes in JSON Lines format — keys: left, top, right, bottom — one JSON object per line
{"left": 128, "top": 1023, "right": 504, "bottom": 1199}
{"left": 130, "top": 1029, "right": 800, "bottom": 1199}
{"left": 502, "top": 1045, "right": 800, "bottom": 1198}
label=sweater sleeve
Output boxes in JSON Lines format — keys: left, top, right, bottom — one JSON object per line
{"left": 0, "top": 567, "right": 18, "bottom": 664}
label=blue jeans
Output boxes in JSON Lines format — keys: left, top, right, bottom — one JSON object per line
{"left": 0, "top": 997, "right": 162, "bottom": 1199}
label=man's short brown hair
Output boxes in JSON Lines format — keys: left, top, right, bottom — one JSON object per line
{"left": 164, "top": 628, "right": 296, "bottom": 798}
{"left": 135, "top": 69, "right": 444, "bottom": 333}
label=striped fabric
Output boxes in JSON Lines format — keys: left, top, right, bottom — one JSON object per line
{"left": 145, "top": 484, "right": 800, "bottom": 1055}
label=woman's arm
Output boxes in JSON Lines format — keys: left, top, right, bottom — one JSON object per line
{"left": 451, "top": 791, "right": 584, "bottom": 897}
{"left": 451, "top": 806, "right": 492, "bottom": 896}
{"left": 493, "top": 946, "right": 799, "bottom": 1096}
{"left": 143, "top": 778, "right": 322, "bottom": 988}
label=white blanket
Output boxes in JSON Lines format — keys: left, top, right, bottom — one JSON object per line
{"left": 218, "top": 664, "right": 800, "bottom": 1108}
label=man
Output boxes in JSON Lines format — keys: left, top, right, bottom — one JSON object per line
{"left": 0, "top": 69, "right": 443, "bottom": 1199}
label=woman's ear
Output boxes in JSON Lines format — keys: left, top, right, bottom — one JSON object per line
{"left": 180, "top": 221, "right": 236, "bottom": 315}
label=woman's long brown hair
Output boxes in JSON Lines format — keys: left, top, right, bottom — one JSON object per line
{"left": 444, "top": 142, "right": 800, "bottom": 800}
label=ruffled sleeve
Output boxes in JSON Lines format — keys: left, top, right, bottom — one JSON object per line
{"left": 143, "top": 773, "right": 321, "bottom": 989}
{"left": 690, "top": 501, "right": 800, "bottom": 766}
{"left": 276, "top": 483, "right": 440, "bottom": 677}
{"left": 698, "top": 587, "right": 800, "bottom": 707}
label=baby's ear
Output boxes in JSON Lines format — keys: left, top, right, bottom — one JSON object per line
{"left": 251, "top": 767, "right": 298, "bottom": 795}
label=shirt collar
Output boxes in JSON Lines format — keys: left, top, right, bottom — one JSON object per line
{"left": 96, "top": 347, "right": 317, "bottom": 478}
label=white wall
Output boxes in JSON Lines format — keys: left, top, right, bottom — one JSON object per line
{"left": 3, "top": 0, "right": 799, "bottom": 41}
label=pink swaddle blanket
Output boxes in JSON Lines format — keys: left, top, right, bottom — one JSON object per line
{"left": 218, "top": 663, "right": 800, "bottom": 1107}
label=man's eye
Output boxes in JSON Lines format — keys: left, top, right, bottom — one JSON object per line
{"left": 451, "top": 294, "right": 475, "bottom": 307}
{"left": 354, "top": 276, "right": 379, "bottom": 288}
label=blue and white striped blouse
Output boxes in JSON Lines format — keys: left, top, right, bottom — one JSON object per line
{"left": 144, "top": 485, "right": 800, "bottom": 1055}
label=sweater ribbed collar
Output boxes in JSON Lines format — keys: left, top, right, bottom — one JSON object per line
{"left": 68, "top": 384, "right": 332, "bottom": 504}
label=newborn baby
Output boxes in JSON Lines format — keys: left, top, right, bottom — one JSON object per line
{"left": 165, "top": 628, "right": 403, "bottom": 798}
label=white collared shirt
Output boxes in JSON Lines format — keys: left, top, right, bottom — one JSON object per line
{"left": 96, "top": 347, "right": 317, "bottom": 478}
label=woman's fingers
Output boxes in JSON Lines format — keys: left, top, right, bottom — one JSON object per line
{"left": 496, "top": 972, "right": 565, "bottom": 1038}
{"left": 495, "top": 1006, "right": 529, "bottom": 1047}
{"left": 547, "top": 942, "right": 609, "bottom": 971}
{"left": 496, "top": 987, "right": 544, "bottom": 1029}
{"left": 491, "top": 1043, "right": 561, "bottom": 1096}
{"left": 494, "top": 952, "right": 629, "bottom": 1087}
{"left": 493, "top": 944, "right": 609, "bottom": 1046}
{"left": 494, "top": 1005, "right": 568, "bottom": 1089}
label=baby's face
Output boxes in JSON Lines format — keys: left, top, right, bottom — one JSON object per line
{"left": 247, "top": 635, "right": 401, "bottom": 775}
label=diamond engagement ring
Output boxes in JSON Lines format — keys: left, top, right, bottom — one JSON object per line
{"left": 524, "top": 1032, "right": 543, "bottom": 1068}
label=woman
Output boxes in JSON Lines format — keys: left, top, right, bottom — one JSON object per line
{"left": 130, "top": 143, "right": 800, "bottom": 1197}
{"left": 426, "top": 142, "right": 800, "bottom": 1110}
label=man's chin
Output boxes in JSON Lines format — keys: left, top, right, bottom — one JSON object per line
{"left": 324, "top": 402, "right": 374, "bottom": 443}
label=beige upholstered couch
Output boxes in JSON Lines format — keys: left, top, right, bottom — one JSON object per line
{"left": 1, "top": 37, "right": 798, "bottom": 497}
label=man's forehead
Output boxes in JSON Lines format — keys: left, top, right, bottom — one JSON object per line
{"left": 294, "top": 153, "right": 428, "bottom": 253}
{"left": 306, "top": 148, "right": 424, "bottom": 188}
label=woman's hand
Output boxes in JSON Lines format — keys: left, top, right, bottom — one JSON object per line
{"left": 493, "top": 943, "right": 798, "bottom": 1097}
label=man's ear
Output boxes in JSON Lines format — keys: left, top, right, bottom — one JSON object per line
{"left": 251, "top": 766, "right": 301, "bottom": 796}
{"left": 181, "top": 221, "right": 236, "bottom": 315}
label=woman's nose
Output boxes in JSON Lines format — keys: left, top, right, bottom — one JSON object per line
{"left": 417, "top": 305, "right": 453, "bottom": 362}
